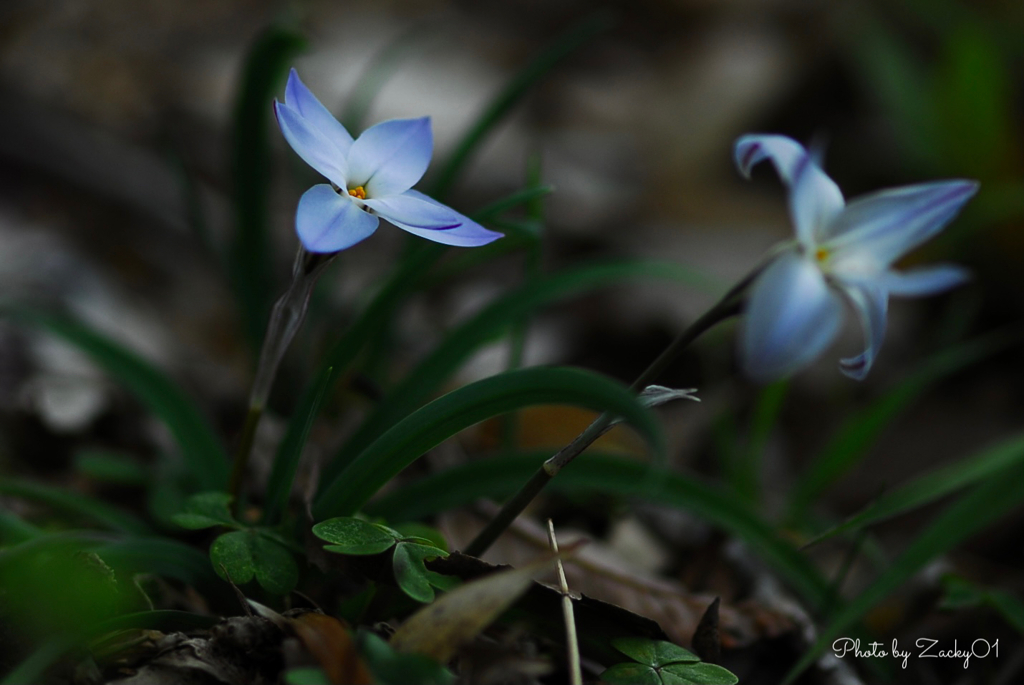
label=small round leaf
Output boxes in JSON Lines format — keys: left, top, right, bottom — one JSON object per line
{"left": 313, "top": 517, "right": 400, "bottom": 555}
{"left": 601, "top": 663, "right": 661, "bottom": 685}
{"left": 612, "top": 637, "right": 700, "bottom": 668}
{"left": 661, "top": 662, "right": 739, "bottom": 685}
{"left": 393, "top": 542, "right": 448, "bottom": 603}
{"left": 210, "top": 531, "right": 255, "bottom": 585}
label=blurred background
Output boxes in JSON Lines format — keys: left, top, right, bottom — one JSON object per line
{"left": 0, "top": 0, "right": 1022, "bottom": 680}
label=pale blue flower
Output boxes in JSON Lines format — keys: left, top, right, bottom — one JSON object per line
{"left": 274, "top": 69, "right": 502, "bottom": 253}
{"left": 735, "top": 134, "right": 977, "bottom": 381}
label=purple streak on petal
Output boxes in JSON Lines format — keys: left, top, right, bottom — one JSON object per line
{"left": 296, "top": 184, "right": 379, "bottom": 253}
{"left": 879, "top": 264, "right": 970, "bottom": 297}
{"left": 362, "top": 194, "right": 461, "bottom": 229}
{"left": 740, "top": 251, "right": 844, "bottom": 382}
{"left": 837, "top": 282, "right": 888, "bottom": 380}
{"left": 275, "top": 101, "right": 349, "bottom": 188}
{"left": 825, "top": 180, "right": 978, "bottom": 266}
{"left": 284, "top": 69, "right": 354, "bottom": 156}
{"left": 384, "top": 190, "right": 503, "bottom": 246}
{"left": 347, "top": 117, "right": 433, "bottom": 198}
{"left": 734, "top": 134, "right": 843, "bottom": 246}
{"left": 734, "top": 134, "right": 807, "bottom": 183}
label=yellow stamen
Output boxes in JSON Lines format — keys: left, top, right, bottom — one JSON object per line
{"left": 348, "top": 186, "right": 367, "bottom": 200}
{"left": 815, "top": 247, "right": 830, "bottom": 262}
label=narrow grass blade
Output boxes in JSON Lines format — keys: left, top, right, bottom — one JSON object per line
{"left": 783, "top": 460, "right": 1024, "bottom": 684}
{"left": 313, "top": 366, "right": 665, "bottom": 520}
{"left": 324, "top": 260, "right": 713, "bottom": 485}
{"left": 97, "top": 537, "right": 220, "bottom": 595}
{"left": 230, "top": 26, "right": 306, "bottom": 350}
{"left": 786, "top": 329, "right": 1020, "bottom": 522}
{"left": 0, "top": 478, "right": 150, "bottom": 535}
{"left": 803, "top": 432, "right": 1024, "bottom": 548}
{"left": 732, "top": 380, "right": 787, "bottom": 504}
{"left": 430, "top": 12, "right": 612, "bottom": 199}
{"left": 7, "top": 309, "right": 228, "bottom": 490}
{"left": 366, "top": 452, "right": 830, "bottom": 608}
{"left": 262, "top": 365, "right": 335, "bottom": 525}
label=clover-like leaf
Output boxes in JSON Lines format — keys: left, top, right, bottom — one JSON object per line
{"left": 210, "top": 530, "right": 255, "bottom": 585}
{"left": 601, "top": 663, "right": 662, "bottom": 685}
{"left": 210, "top": 530, "right": 299, "bottom": 595}
{"left": 172, "top": 491, "right": 237, "bottom": 530}
{"left": 314, "top": 517, "right": 401, "bottom": 555}
{"left": 252, "top": 533, "right": 300, "bottom": 595}
{"left": 612, "top": 637, "right": 700, "bottom": 668}
{"left": 390, "top": 522, "right": 449, "bottom": 552}
{"left": 660, "top": 662, "right": 739, "bottom": 685}
{"left": 393, "top": 542, "right": 449, "bottom": 603}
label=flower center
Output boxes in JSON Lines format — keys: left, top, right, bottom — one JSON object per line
{"left": 348, "top": 186, "right": 367, "bottom": 200}
{"left": 814, "top": 247, "right": 830, "bottom": 263}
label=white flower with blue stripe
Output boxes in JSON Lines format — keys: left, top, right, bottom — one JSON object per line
{"left": 735, "top": 134, "right": 977, "bottom": 381}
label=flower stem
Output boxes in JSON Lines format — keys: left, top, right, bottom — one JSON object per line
{"left": 463, "top": 270, "right": 758, "bottom": 558}
{"left": 228, "top": 247, "right": 337, "bottom": 512}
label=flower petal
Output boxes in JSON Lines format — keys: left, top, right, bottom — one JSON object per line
{"left": 824, "top": 180, "right": 978, "bottom": 267}
{"left": 284, "top": 69, "right": 354, "bottom": 156}
{"left": 347, "top": 117, "right": 432, "bottom": 198}
{"left": 734, "top": 134, "right": 806, "bottom": 182}
{"left": 789, "top": 151, "right": 845, "bottom": 246}
{"left": 740, "top": 251, "right": 844, "bottom": 382}
{"left": 381, "top": 190, "right": 503, "bottom": 247}
{"left": 734, "top": 134, "right": 843, "bottom": 246}
{"left": 296, "top": 184, "right": 379, "bottom": 253}
{"left": 878, "top": 264, "right": 970, "bottom": 297}
{"left": 362, "top": 194, "right": 461, "bottom": 229}
{"left": 275, "top": 101, "right": 349, "bottom": 188}
{"left": 837, "top": 282, "right": 888, "bottom": 380}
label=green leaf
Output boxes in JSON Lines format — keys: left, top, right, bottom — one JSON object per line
{"left": 263, "top": 365, "right": 334, "bottom": 525}
{"left": 230, "top": 26, "right": 306, "bottom": 349}
{"left": 283, "top": 667, "right": 331, "bottom": 685}
{"left": 429, "top": 12, "right": 612, "bottom": 199}
{"left": 366, "top": 452, "right": 830, "bottom": 610}
{"left": 601, "top": 663, "right": 662, "bottom": 685}
{"left": 358, "top": 630, "right": 454, "bottom": 685}
{"left": 313, "top": 367, "right": 666, "bottom": 520}
{"left": 0, "top": 511, "right": 41, "bottom": 545}
{"left": 313, "top": 517, "right": 400, "bottom": 556}
{"left": 210, "top": 530, "right": 255, "bottom": 586}
{"left": 787, "top": 330, "right": 1020, "bottom": 522}
{"left": 988, "top": 590, "right": 1024, "bottom": 635}
{"left": 661, "top": 662, "right": 739, "bottom": 685}
{"left": 172, "top": 491, "right": 237, "bottom": 530}
{"left": 803, "top": 432, "right": 1024, "bottom": 547}
{"left": 783, "top": 459, "right": 1024, "bottom": 683}
{"left": 6, "top": 308, "right": 228, "bottom": 490}
{"left": 251, "top": 533, "right": 299, "bottom": 595}
{"left": 74, "top": 451, "right": 148, "bottom": 486}
{"left": 393, "top": 542, "right": 449, "bottom": 603}
{"left": 612, "top": 637, "right": 699, "bottom": 667}
{"left": 96, "top": 538, "right": 219, "bottom": 595}
{"left": 324, "top": 260, "right": 712, "bottom": 486}
{"left": 209, "top": 530, "right": 297, "bottom": 595}
{"left": 939, "top": 575, "right": 985, "bottom": 609}
{"left": 0, "top": 477, "right": 151, "bottom": 535}
{"left": 390, "top": 523, "right": 448, "bottom": 553}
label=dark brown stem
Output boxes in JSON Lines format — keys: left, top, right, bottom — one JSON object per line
{"left": 463, "top": 274, "right": 753, "bottom": 558}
